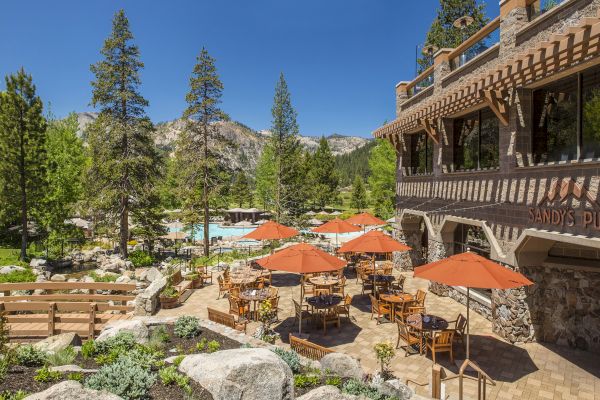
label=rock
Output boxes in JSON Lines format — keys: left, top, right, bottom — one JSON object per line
{"left": 82, "top": 275, "right": 95, "bottom": 283}
{"left": 134, "top": 276, "right": 167, "bottom": 316}
{"left": 378, "top": 379, "right": 414, "bottom": 400}
{"left": 0, "top": 265, "right": 25, "bottom": 274}
{"left": 296, "top": 385, "right": 358, "bottom": 400}
{"left": 30, "top": 258, "right": 47, "bottom": 268}
{"left": 50, "top": 274, "right": 66, "bottom": 282}
{"left": 96, "top": 320, "right": 149, "bottom": 343}
{"left": 24, "top": 381, "right": 122, "bottom": 400}
{"left": 115, "top": 275, "right": 131, "bottom": 284}
{"left": 49, "top": 364, "right": 97, "bottom": 373}
{"left": 179, "top": 348, "right": 293, "bottom": 400}
{"left": 125, "top": 260, "right": 134, "bottom": 270}
{"left": 34, "top": 332, "right": 81, "bottom": 353}
{"left": 140, "top": 267, "right": 163, "bottom": 282}
{"left": 320, "top": 353, "right": 364, "bottom": 380}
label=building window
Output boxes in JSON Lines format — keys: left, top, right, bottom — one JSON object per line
{"left": 408, "top": 132, "right": 433, "bottom": 175}
{"left": 452, "top": 108, "right": 499, "bottom": 171}
{"left": 532, "top": 64, "right": 600, "bottom": 163}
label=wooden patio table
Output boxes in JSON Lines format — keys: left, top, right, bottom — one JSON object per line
{"left": 406, "top": 313, "right": 449, "bottom": 354}
{"left": 239, "top": 288, "right": 270, "bottom": 321}
{"left": 379, "top": 292, "right": 414, "bottom": 322}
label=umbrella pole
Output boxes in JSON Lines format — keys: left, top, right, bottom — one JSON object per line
{"left": 466, "top": 287, "right": 471, "bottom": 360}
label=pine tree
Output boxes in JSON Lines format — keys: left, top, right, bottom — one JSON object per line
{"left": 0, "top": 69, "right": 47, "bottom": 260}
{"left": 177, "top": 47, "right": 229, "bottom": 257}
{"left": 88, "top": 9, "right": 161, "bottom": 257}
{"left": 368, "top": 139, "right": 397, "bottom": 219}
{"left": 417, "top": 0, "right": 489, "bottom": 72}
{"left": 350, "top": 175, "right": 368, "bottom": 213}
{"left": 308, "top": 137, "right": 339, "bottom": 210}
{"left": 231, "top": 171, "right": 252, "bottom": 207}
{"left": 255, "top": 143, "right": 276, "bottom": 211}
{"left": 269, "top": 73, "right": 304, "bottom": 222}
{"left": 42, "top": 113, "right": 87, "bottom": 257}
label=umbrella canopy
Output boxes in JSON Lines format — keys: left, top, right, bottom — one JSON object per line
{"left": 330, "top": 211, "right": 342, "bottom": 216}
{"left": 312, "top": 218, "right": 361, "bottom": 234}
{"left": 256, "top": 243, "right": 346, "bottom": 273}
{"left": 305, "top": 211, "right": 316, "bottom": 216}
{"left": 413, "top": 251, "right": 533, "bottom": 289}
{"left": 414, "top": 251, "right": 533, "bottom": 362}
{"left": 161, "top": 231, "right": 189, "bottom": 241}
{"left": 345, "top": 212, "right": 386, "bottom": 227}
{"left": 337, "top": 230, "right": 411, "bottom": 253}
{"left": 242, "top": 220, "right": 299, "bottom": 240}
{"left": 308, "top": 218, "right": 324, "bottom": 226}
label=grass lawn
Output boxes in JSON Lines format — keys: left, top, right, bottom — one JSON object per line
{"left": 0, "top": 248, "right": 28, "bottom": 267}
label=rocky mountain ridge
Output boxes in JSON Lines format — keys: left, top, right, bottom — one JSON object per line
{"left": 76, "top": 112, "right": 370, "bottom": 172}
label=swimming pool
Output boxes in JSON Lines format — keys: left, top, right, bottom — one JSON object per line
{"left": 170, "top": 223, "right": 255, "bottom": 241}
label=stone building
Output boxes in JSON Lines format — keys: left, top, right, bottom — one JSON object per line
{"left": 374, "top": 0, "right": 600, "bottom": 354}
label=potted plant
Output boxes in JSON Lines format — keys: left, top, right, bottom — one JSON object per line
{"left": 185, "top": 273, "right": 202, "bottom": 289}
{"left": 159, "top": 285, "right": 179, "bottom": 309}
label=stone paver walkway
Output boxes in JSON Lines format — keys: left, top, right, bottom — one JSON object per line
{"left": 157, "top": 268, "right": 600, "bottom": 400}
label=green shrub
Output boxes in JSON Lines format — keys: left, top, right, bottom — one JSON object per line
{"left": 128, "top": 250, "right": 155, "bottom": 268}
{"left": 67, "top": 372, "right": 84, "bottom": 382}
{"left": 342, "top": 379, "right": 391, "bottom": 400}
{"left": 150, "top": 325, "right": 170, "bottom": 343}
{"left": 325, "top": 375, "right": 342, "bottom": 388}
{"left": 373, "top": 342, "right": 395, "bottom": 375}
{"left": 172, "top": 355, "right": 185, "bottom": 367}
{"left": 88, "top": 271, "right": 117, "bottom": 283}
{"left": 15, "top": 345, "right": 47, "bottom": 367}
{"left": 271, "top": 347, "right": 301, "bottom": 373}
{"left": 94, "top": 351, "right": 119, "bottom": 365}
{"left": 46, "top": 345, "right": 76, "bottom": 366}
{"left": 293, "top": 373, "right": 320, "bottom": 388}
{"left": 124, "top": 347, "right": 164, "bottom": 370}
{"left": 174, "top": 316, "right": 201, "bottom": 338}
{"left": 0, "top": 269, "right": 36, "bottom": 283}
{"left": 206, "top": 340, "right": 220, "bottom": 353}
{"left": 0, "top": 390, "right": 28, "bottom": 400}
{"left": 94, "top": 331, "right": 137, "bottom": 355}
{"left": 34, "top": 366, "right": 62, "bottom": 383}
{"left": 158, "top": 365, "right": 191, "bottom": 394}
{"left": 195, "top": 338, "right": 207, "bottom": 352}
{"left": 81, "top": 340, "right": 96, "bottom": 359}
{"left": 85, "top": 356, "right": 156, "bottom": 400}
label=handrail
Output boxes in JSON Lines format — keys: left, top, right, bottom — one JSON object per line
{"left": 406, "top": 65, "right": 435, "bottom": 93}
{"left": 438, "top": 359, "right": 496, "bottom": 400}
{"left": 447, "top": 17, "right": 500, "bottom": 63}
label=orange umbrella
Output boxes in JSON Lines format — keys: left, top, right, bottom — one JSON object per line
{"left": 312, "top": 218, "right": 361, "bottom": 250}
{"left": 256, "top": 243, "right": 346, "bottom": 334}
{"left": 243, "top": 220, "right": 299, "bottom": 240}
{"left": 337, "top": 230, "right": 412, "bottom": 254}
{"left": 345, "top": 212, "right": 387, "bottom": 231}
{"left": 414, "top": 251, "right": 533, "bottom": 361}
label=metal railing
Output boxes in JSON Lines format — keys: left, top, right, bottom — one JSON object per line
{"left": 448, "top": 17, "right": 500, "bottom": 71}
{"left": 527, "top": 0, "right": 566, "bottom": 21}
{"left": 407, "top": 69, "right": 435, "bottom": 97}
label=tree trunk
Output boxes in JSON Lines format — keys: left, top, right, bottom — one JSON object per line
{"left": 120, "top": 194, "right": 129, "bottom": 258}
{"left": 203, "top": 128, "right": 210, "bottom": 257}
{"left": 18, "top": 111, "right": 27, "bottom": 261}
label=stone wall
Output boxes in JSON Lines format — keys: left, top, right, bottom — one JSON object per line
{"left": 492, "top": 287, "right": 535, "bottom": 343}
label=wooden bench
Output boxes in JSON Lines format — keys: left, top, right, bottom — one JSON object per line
{"left": 289, "top": 333, "right": 334, "bottom": 360}
{"left": 171, "top": 270, "right": 193, "bottom": 296}
{"left": 207, "top": 307, "right": 247, "bottom": 333}
{"left": 0, "top": 282, "right": 137, "bottom": 339}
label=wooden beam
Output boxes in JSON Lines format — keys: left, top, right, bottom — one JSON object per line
{"left": 480, "top": 90, "right": 509, "bottom": 126}
{"left": 420, "top": 119, "right": 440, "bottom": 145}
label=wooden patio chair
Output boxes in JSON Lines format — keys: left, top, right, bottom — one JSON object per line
{"left": 448, "top": 313, "right": 467, "bottom": 346}
{"left": 369, "top": 294, "right": 391, "bottom": 324}
{"left": 332, "top": 276, "right": 346, "bottom": 296}
{"left": 415, "top": 289, "right": 427, "bottom": 307}
{"left": 217, "top": 275, "right": 232, "bottom": 299}
{"left": 228, "top": 296, "right": 249, "bottom": 319}
{"left": 268, "top": 286, "right": 279, "bottom": 298}
{"left": 391, "top": 275, "right": 405, "bottom": 292}
{"left": 229, "top": 286, "right": 240, "bottom": 298}
{"left": 396, "top": 319, "right": 420, "bottom": 355}
{"left": 315, "top": 308, "right": 340, "bottom": 334}
{"left": 293, "top": 299, "right": 312, "bottom": 328}
{"left": 315, "top": 287, "right": 330, "bottom": 296}
{"left": 335, "top": 294, "right": 352, "bottom": 321}
{"left": 426, "top": 330, "right": 455, "bottom": 364}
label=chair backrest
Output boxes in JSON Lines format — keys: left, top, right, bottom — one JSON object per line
{"left": 416, "top": 289, "right": 427, "bottom": 305}
{"left": 396, "top": 319, "right": 412, "bottom": 340}
{"left": 369, "top": 294, "right": 379, "bottom": 309}
{"left": 455, "top": 313, "right": 467, "bottom": 333}
{"left": 229, "top": 287, "right": 240, "bottom": 297}
{"left": 228, "top": 297, "right": 239, "bottom": 314}
{"left": 434, "top": 330, "right": 454, "bottom": 345}
{"left": 270, "top": 296, "right": 280, "bottom": 309}
{"left": 344, "top": 294, "right": 352, "bottom": 307}
{"left": 171, "top": 270, "right": 183, "bottom": 285}
{"left": 293, "top": 299, "right": 302, "bottom": 316}
{"left": 315, "top": 288, "right": 330, "bottom": 296}
{"left": 269, "top": 287, "right": 279, "bottom": 297}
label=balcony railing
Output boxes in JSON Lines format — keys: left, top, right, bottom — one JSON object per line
{"left": 406, "top": 66, "right": 434, "bottom": 97}
{"left": 527, "top": 0, "right": 567, "bottom": 21}
{"left": 449, "top": 17, "right": 500, "bottom": 70}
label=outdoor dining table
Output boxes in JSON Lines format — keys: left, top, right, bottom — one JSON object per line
{"left": 229, "top": 271, "right": 260, "bottom": 286}
{"left": 379, "top": 292, "right": 414, "bottom": 322}
{"left": 306, "top": 294, "right": 343, "bottom": 333}
{"left": 239, "top": 288, "right": 270, "bottom": 321}
{"left": 309, "top": 275, "right": 340, "bottom": 294}
{"left": 405, "top": 313, "right": 449, "bottom": 354}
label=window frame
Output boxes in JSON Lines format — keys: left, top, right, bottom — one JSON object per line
{"left": 407, "top": 131, "right": 433, "bottom": 176}
{"left": 452, "top": 107, "right": 500, "bottom": 172}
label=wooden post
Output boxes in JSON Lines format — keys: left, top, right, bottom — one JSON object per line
{"left": 89, "top": 303, "right": 96, "bottom": 339}
{"left": 47, "top": 302, "right": 56, "bottom": 336}
{"left": 431, "top": 364, "right": 442, "bottom": 399}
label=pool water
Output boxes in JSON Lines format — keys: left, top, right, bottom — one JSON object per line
{"left": 170, "top": 223, "right": 254, "bottom": 241}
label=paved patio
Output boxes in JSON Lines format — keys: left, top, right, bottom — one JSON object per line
{"left": 157, "top": 267, "right": 600, "bottom": 400}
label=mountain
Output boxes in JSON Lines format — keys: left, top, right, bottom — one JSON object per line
{"left": 76, "top": 113, "right": 371, "bottom": 173}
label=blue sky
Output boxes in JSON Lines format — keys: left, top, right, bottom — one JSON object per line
{"left": 0, "top": 1, "right": 498, "bottom": 138}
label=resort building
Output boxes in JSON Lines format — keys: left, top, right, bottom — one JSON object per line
{"left": 375, "top": 0, "right": 600, "bottom": 354}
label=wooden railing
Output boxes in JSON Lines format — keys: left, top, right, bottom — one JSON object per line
{"left": 406, "top": 66, "right": 435, "bottom": 97}
{"left": 448, "top": 17, "right": 501, "bottom": 70}
{"left": 289, "top": 334, "right": 334, "bottom": 360}
{"left": 0, "top": 282, "right": 137, "bottom": 339}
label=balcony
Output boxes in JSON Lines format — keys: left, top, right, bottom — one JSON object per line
{"left": 527, "top": 0, "right": 567, "bottom": 21}
{"left": 449, "top": 17, "right": 500, "bottom": 71}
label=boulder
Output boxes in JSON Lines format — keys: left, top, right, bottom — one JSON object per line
{"left": 115, "top": 275, "right": 131, "bottom": 284}
{"left": 179, "top": 348, "right": 294, "bottom": 400}
{"left": 29, "top": 258, "right": 47, "bottom": 268}
{"left": 24, "top": 381, "right": 123, "bottom": 400}
{"left": 134, "top": 276, "right": 167, "bottom": 316}
{"left": 82, "top": 275, "right": 95, "bottom": 283}
{"left": 140, "top": 267, "right": 163, "bottom": 282}
{"left": 0, "top": 265, "right": 25, "bottom": 274}
{"left": 296, "top": 385, "right": 358, "bottom": 400}
{"left": 34, "top": 332, "right": 81, "bottom": 353}
{"left": 50, "top": 274, "right": 67, "bottom": 282}
{"left": 320, "top": 353, "right": 364, "bottom": 380}
{"left": 378, "top": 379, "right": 414, "bottom": 400}
{"left": 96, "top": 320, "right": 149, "bottom": 343}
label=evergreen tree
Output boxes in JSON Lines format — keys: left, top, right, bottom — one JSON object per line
{"left": 307, "top": 137, "right": 339, "bottom": 210}
{"left": 88, "top": 9, "right": 161, "bottom": 257}
{"left": 255, "top": 143, "right": 276, "bottom": 211}
{"left": 368, "top": 139, "right": 396, "bottom": 219}
{"left": 334, "top": 140, "right": 376, "bottom": 187}
{"left": 42, "top": 113, "right": 87, "bottom": 257}
{"left": 177, "top": 47, "right": 229, "bottom": 257}
{"left": 417, "top": 0, "right": 489, "bottom": 72}
{"left": 269, "top": 73, "right": 304, "bottom": 222}
{"left": 350, "top": 175, "right": 368, "bottom": 212}
{"left": 157, "top": 155, "right": 182, "bottom": 210}
{"left": 231, "top": 171, "right": 252, "bottom": 207}
{"left": 0, "top": 69, "right": 47, "bottom": 260}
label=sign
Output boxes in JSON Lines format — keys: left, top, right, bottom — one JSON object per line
{"left": 527, "top": 178, "right": 600, "bottom": 229}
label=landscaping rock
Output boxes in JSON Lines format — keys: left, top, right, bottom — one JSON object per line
{"left": 179, "top": 347, "right": 294, "bottom": 400}
{"left": 133, "top": 275, "right": 167, "bottom": 316}
{"left": 320, "top": 353, "right": 365, "bottom": 380}
{"left": 378, "top": 379, "right": 414, "bottom": 400}
{"left": 140, "top": 267, "right": 163, "bottom": 282}
{"left": 0, "top": 265, "right": 25, "bottom": 274}
{"left": 50, "top": 274, "right": 67, "bottom": 282}
{"left": 115, "top": 275, "right": 131, "bottom": 284}
{"left": 96, "top": 319, "right": 149, "bottom": 343}
{"left": 29, "top": 258, "right": 47, "bottom": 268}
{"left": 49, "top": 364, "right": 98, "bottom": 373}
{"left": 34, "top": 332, "right": 81, "bottom": 353}
{"left": 24, "top": 380, "right": 123, "bottom": 400}
{"left": 296, "top": 385, "right": 358, "bottom": 400}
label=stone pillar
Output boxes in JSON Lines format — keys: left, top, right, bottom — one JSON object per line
{"left": 395, "top": 82, "right": 410, "bottom": 117}
{"left": 499, "top": 0, "right": 529, "bottom": 53}
{"left": 492, "top": 286, "right": 535, "bottom": 343}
